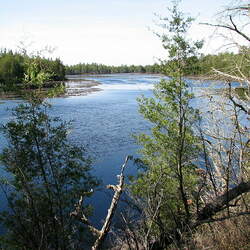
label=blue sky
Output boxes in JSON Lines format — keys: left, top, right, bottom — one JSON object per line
{"left": 0, "top": 0, "right": 233, "bottom": 65}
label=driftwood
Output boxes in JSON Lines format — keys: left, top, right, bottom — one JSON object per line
{"left": 71, "top": 156, "right": 130, "bottom": 250}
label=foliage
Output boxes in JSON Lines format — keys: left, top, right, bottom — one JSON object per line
{"left": 0, "top": 49, "right": 65, "bottom": 91}
{"left": 0, "top": 50, "right": 25, "bottom": 87}
{"left": 125, "top": 2, "right": 250, "bottom": 249}
{"left": 0, "top": 99, "right": 99, "bottom": 249}
{"left": 65, "top": 62, "right": 160, "bottom": 74}
{"left": 130, "top": 2, "right": 202, "bottom": 248}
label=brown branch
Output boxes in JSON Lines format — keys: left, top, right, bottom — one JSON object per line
{"left": 194, "top": 211, "right": 250, "bottom": 227}
{"left": 227, "top": 6, "right": 250, "bottom": 11}
{"left": 228, "top": 15, "right": 250, "bottom": 42}
{"left": 150, "top": 181, "right": 250, "bottom": 249}
{"left": 227, "top": 81, "right": 248, "bottom": 114}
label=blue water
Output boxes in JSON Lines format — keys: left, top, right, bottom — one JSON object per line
{"left": 0, "top": 74, "right": 161, "bottom": 228}
{"left": 0, "top": 74, "right": 244, "bottom": 228}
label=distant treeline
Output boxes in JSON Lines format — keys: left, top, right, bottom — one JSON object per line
{"left": 0, "top": 49, "right": 65, "bottom": 91}
{"left": 1, "top": 48, "right": 249, "bottom": 91}
{"left": 191, "top": 49, "right": 250, "bottom": 77}
{"left": 161, "top": 51, "right": 250, "bottom": 76}
{"left": 65, "top": 63, "right": 160, "bottom": 74}
{"left": 66, "top": 50, "right": 250, "bottom": 77}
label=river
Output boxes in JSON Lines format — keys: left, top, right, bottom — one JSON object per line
{"left": 0, "top": 74, "right": 164, "bottom": 228}
{"left": 0, "top": 73, "right": 241, "bottom": 228}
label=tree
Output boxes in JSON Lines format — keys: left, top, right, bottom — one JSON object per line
{"left": 197, "top": 0, "right": 250, "bottom": 231}
{"left": 120, "top": 2, "right": 250, "bottom": 249}
{"left": 0, "top": 48, "right": 66, "bottom": 92}
{"left": 0, "top": 98, "right": 99, "bottom": 249}
{"left": 127, "top": 1, "right": 203, "bottom": 248}
{"left": 0, "top": 52, "right": 25, "bottom": 87}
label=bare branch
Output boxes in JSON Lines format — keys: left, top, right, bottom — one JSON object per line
{"left": 70, "top": 193, "right": 101, "bottom": 236}
{"left": 197, "top": 181, "right": 250, "bottom": 220}
{"left": 194, "top": 211, "right": 250, "bottom": 226}
{"left": 92, "top": 156, "right": 130, "bottom": 250}
{"left": 70, "top": 156, "right": 130, "bottom": 249}
{"left": 227, "top": 81, "right": 249, "bottom": 114}
{"left": 201, "top": 18, "right": 250, "bottom": 42}
{"left": 212, "top": 68, "right": 250, "bottom": 85}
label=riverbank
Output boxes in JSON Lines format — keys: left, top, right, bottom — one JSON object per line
{"left": 0, "top": 73, "right": 236, "bottom": 100}
{"left": 0, "top": 78, "right": 102, "bottom": 99}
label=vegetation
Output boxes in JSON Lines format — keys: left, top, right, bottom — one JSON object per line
{"left": 0, "top": 0, "right": 249, "bottom": 249}
{"left": 128, "top": 3, "right": 203, "bottom": 248}
{"left": 0, "top": 49, "right": 65, "bottom": 92}
{"left": 65, "top": 63, "right": 160, "bottom": 75}
{"left": 113, "top": 1, "right": 250, "bottom": 249}
{"left": 0, "top": 98, "right": 99, "bottom": 249}
{"left": 1, "top": 46, "right": 248, "bottom": 93}
{"left": 65, "top": 51, "right": 250, "bottom": 79}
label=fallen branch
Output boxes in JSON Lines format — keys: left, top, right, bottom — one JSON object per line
{"left": 197, "top": 181, "right": 250, "bottom": 220}
{"left": 71, "top": 156, "right": 131, "bottom": 250}
{"left": 194, "top": 211, "right": 250, "bottom": 226}
{"left": 150, "top": 181, "right": 250, "bottom": 249}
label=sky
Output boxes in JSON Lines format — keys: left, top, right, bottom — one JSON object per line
{"left": 0, "top": 0, "right": 236, "bottom": 66}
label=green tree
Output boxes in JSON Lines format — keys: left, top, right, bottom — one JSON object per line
{"left": 0, "top": 52, "right": 25, "bottom": 87}
{"left": 130, "top": 1, "right": 202, "bottom": 248}
{"left": 0, "top": 98, "right": 99, "bottom": 249}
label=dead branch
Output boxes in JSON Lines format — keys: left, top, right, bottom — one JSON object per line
{"left": 150, "top": 181, "right": 250, "bottom": 249}
{"left": 194, "top": 211, "right": 250, "bottom": 226}
{"left": 197, "top": 181, "right": 250, "bottom": 221}
{"left": 70, "top": 192, "right": 101, "bottom": 236}
{"left": 227, "top": 81, "right": 249, "bottom": 114}
{"left": 71, "top": 156, "right": 130, "bottom": 250}
{"left": 92, "top": 156, "right": 130, "bottom": 250}
{"left": 201, "top": 16, "right": 250, "bottom": 42}
{"left": 212, "top": 68, "right": 250, "bottom": 85}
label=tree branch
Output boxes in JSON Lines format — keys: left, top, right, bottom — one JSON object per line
{"left": 212, "top": 68, "right": 250, "bottom": 85}
{"left": 150, "top": 181, "right": 250, "bottom": 249}
{"left": 71, "top": 156, "right": 131, "bottom": 250}
{"left": 201, "top": 18, "right": 250, "bottom": 42}
{"left": 197, "top": 181, "right": 250, "bottom": 220}
{"left": 227, "top": 81, "right": 249, "bottom": 114}
{"left": 92, "top": 156, "right": 130, "bottom": 250}
{"left": 194, "top": 211, "right": 250, "bottom": 226}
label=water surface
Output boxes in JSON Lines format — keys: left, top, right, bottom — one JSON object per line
{"left": 0, "top": 73, "right": 241, "bottom": 228}
{"left": 0, "top": 74, "right": 161, "bottom": 227}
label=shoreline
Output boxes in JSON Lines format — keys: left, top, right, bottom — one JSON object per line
{"left": 0, "top": 79, "right": 103, "bottom": 100}
{"left": 0, "top": 73, "right": 233, "bottom": 100}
